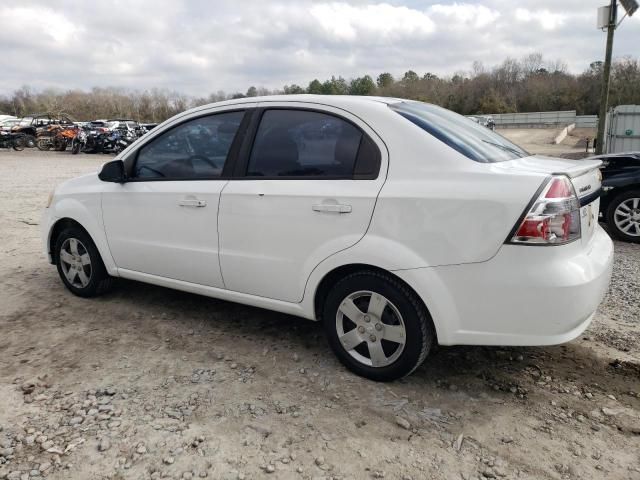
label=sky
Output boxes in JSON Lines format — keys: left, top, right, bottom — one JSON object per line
{"left": 1, "top": 0, "right": 638, "bottom": 96}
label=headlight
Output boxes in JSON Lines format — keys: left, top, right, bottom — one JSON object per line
{"left": 46, "top": 190, "right": 54, "bottom": 208}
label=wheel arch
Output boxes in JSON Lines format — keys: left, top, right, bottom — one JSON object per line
{"left": 46, "top": 208, "right": 118, "bottom": 276}
{"left": 312, "top": 263, "right": 439, "bottom": 344}
{"left": 49, "top": 218, "right": 91, "bottom": 263}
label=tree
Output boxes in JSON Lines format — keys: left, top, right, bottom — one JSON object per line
{"left": 377, "top": 72, "right": 394, "bottom": 88}
{"left": 401, "top": 70, "right": 420, "bottom": 84}
{"left": 283, "top": 84, "right": 305, "bottom": 94}
{"left": 246, "top": 86, "right": 258, "bottom": 97}
{"left": 348, "top": 76, "right": 376, "bottom": 95}
{"left": 307, "top": 79, "right": 323, "bottom": 94}
{"left": 322, "top": 76, "right": 349, "bottom": 95}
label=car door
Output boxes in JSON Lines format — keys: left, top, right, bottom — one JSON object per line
{"left": 101, "top": 108, "right": 249, "bottom": 287}
{"left": 218, "top": 103, "right": 388, "bottom": 302}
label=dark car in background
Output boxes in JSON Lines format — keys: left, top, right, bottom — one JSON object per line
{"left": 589, "top": 152, "right": 640, "bottom": 243}
{"left": 11, "top": 113, "right": 75, "bottom": 148}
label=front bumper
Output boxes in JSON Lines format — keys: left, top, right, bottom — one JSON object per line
{"left": 41, "top": 207, "right": 56, "bottom": 263}
{"left": 395, "top": 224, "right": 614, "bottom": 346}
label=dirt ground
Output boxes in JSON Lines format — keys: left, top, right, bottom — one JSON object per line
{"left": 0, "top": 150, "right": 639, "bottom": 480}
{"left": 498, "top": 128, "right": 597, "bottom": 158}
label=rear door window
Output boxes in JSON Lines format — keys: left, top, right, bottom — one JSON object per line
{"left": 246, "top": 109, "right": 364, "bottom": 178}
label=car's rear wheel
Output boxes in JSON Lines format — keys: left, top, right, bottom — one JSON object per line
{"left": 323, "top": 271, "right": 434, "bottom": 381}
{"left": 54, "top": 226, "right": 114, "bottom": 297}
{"left": 606, "top": 190, "right": 640, "bottom": 243}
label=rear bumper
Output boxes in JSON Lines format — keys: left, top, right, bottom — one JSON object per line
{"left": 394, "top": 225, "right": 614, "bottom": 346}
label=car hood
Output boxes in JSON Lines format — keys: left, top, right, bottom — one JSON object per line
{"left": 55, "top": 171, "right": 102, "bottom": 196}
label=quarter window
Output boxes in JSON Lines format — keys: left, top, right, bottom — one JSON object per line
{"left": 133, "top": 111, "right": 244, "bottom": 179}
{"left": 247, "top": 110, "right": 364, "bottom": 177}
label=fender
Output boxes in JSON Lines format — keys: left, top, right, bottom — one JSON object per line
{"left": 46, "top": 194, "right": 118, "bottom": 276}
{"left": 299, "top": 234, "right": 462, "bottom": 343}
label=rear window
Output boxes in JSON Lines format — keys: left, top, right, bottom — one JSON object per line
{"left": 389, "top": 102, "right": 529, "bottom": 163}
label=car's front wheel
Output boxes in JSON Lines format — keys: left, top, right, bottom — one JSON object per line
{"left": 54, "top": 226, "right": 114, "bottom": 297}
{"left": 606, "top": 190, "right": 640, "bottom": 243}
{"left": 323, "top": 271, "right": 435, "bottom": 381}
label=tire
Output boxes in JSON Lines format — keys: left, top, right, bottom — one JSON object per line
{"left": 322, "top": 270, "right": 435, "bottom": 381}
{"left": 71, "top": 141, "right": 81, "bottom": 154}
{"left": 24, "top": 134, "right": 36, "bottom": 148}
{"left": 54, "top": 226, "right": 114, "bottom": 297}
{"left": 606, "top": 189, "right": 640, "bottom": 243}
{"left": 12, "top": 137, "right": 25, "bottom": 151}
{"left": 37, "top": 138, "right": 51, "bottom": 151}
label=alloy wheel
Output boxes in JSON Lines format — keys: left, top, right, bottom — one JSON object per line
{"left": 59, "top": 238, "right": 92, "bottom": 288}
{"left": 335, "top": 290, "right": 406, "bottom": 367}
{"left": 614, "top": 197, "right": 640, "bottom": 237}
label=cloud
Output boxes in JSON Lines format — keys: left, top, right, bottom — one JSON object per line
{"left": 0, "top": 1, "right": 638, "bottom": 96}
{"left": 514, "top": 8, "right": 567, "bottom": 30}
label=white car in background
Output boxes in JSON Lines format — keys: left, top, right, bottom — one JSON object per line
{"left": 0, "top": 117, "right": 21, "bottom": 132}
{"left": 42, "top": 95, "right": 613, "bottom": 381}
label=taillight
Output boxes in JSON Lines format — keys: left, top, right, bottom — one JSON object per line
{"left": 509, "top": 176, "right": 581, "bottom": 245}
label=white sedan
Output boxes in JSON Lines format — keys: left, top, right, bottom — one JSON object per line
{"left": 42, "top": 95, "right": 613, "bottom": 381}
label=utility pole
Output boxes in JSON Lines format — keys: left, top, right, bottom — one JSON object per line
{"left": 595, "top": 0, "right": 617, "bottom": 155}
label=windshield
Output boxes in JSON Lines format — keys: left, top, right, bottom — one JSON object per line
{"left": 389, "top": 101, "right": 529, "bottom": 163}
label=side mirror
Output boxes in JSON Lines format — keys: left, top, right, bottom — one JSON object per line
{"left": 99, "top": 160, "right": 126, "bottom": 183}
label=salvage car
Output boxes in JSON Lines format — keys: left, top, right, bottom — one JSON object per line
{"left": 42, "top": 95, "right": 613, "bottom": 381}
{"left": 587, "top": 151, "right": 640, "bottom": 243}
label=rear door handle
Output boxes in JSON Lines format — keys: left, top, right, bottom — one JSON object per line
{"left": 312, "top": 204, "right": 352, "bottom": 213}
{"left": 179, "top": 198, "right": 207, "bottom": 208}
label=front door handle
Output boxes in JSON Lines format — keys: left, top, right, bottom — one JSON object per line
{"left": 179, "top": 198, "right": 207, "bottom": 208}
{"left": 312, "top": 203, "right": 352, "bottom": 213}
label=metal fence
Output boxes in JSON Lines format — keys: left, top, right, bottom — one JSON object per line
{"left": 576, "top": 115, "right": 598, "bottom": 128}
{"left": 468, "top": 111, "right": 599, "bottom": 129}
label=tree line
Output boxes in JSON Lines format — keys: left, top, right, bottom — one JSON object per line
{"left": 1, "top": 53, "right": 638, "bottom": 123}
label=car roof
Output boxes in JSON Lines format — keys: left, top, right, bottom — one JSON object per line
{"left": 197, "top": 94, "right": 407, "bottom": 110}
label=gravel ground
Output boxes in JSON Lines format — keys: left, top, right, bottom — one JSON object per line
{"left": 0, "top": 150, "right": 639, "bottom": 480}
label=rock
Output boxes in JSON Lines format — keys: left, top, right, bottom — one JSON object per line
{"left": 98, "top": 438, "right": 111, "bottom": 452}
{"left": 501, "top": 436, "right": 514, "bottom": 444}
{"left": 163, "top": 457, "right": 175, "bottom": 465}
{"left": 395, "top": 416, "right": 411, "bottom": 430}
{"left": 136, "top": 444, "right": 147, "bottom": 454}
{"left": 602, "top": 407, "right": 623, "bottom": 416}
{"left": 69, "top": 417, "right": 83, "bottom": 425}
{"left": 265, "top": 464, "right": 275, "bottom": 473}
{"left": 292, "top": 353, "right": 300, "bottom": 362}
{"left": 40, "top": 441, "right": 54, "bottom": 451}
{"left": 314, "top": 457, "right": 325, "bottom": 466}
{"left": 454, "top": 433, "right": 464, "bottom": 451}
{"left": 0, "top": 448, "right": 14, "bottom": 457}
{"left": 38, "top": 463, "right": 51, "bottom": 473}
{"left": 21, "top": 382, "right": 36, "bottom": 395}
